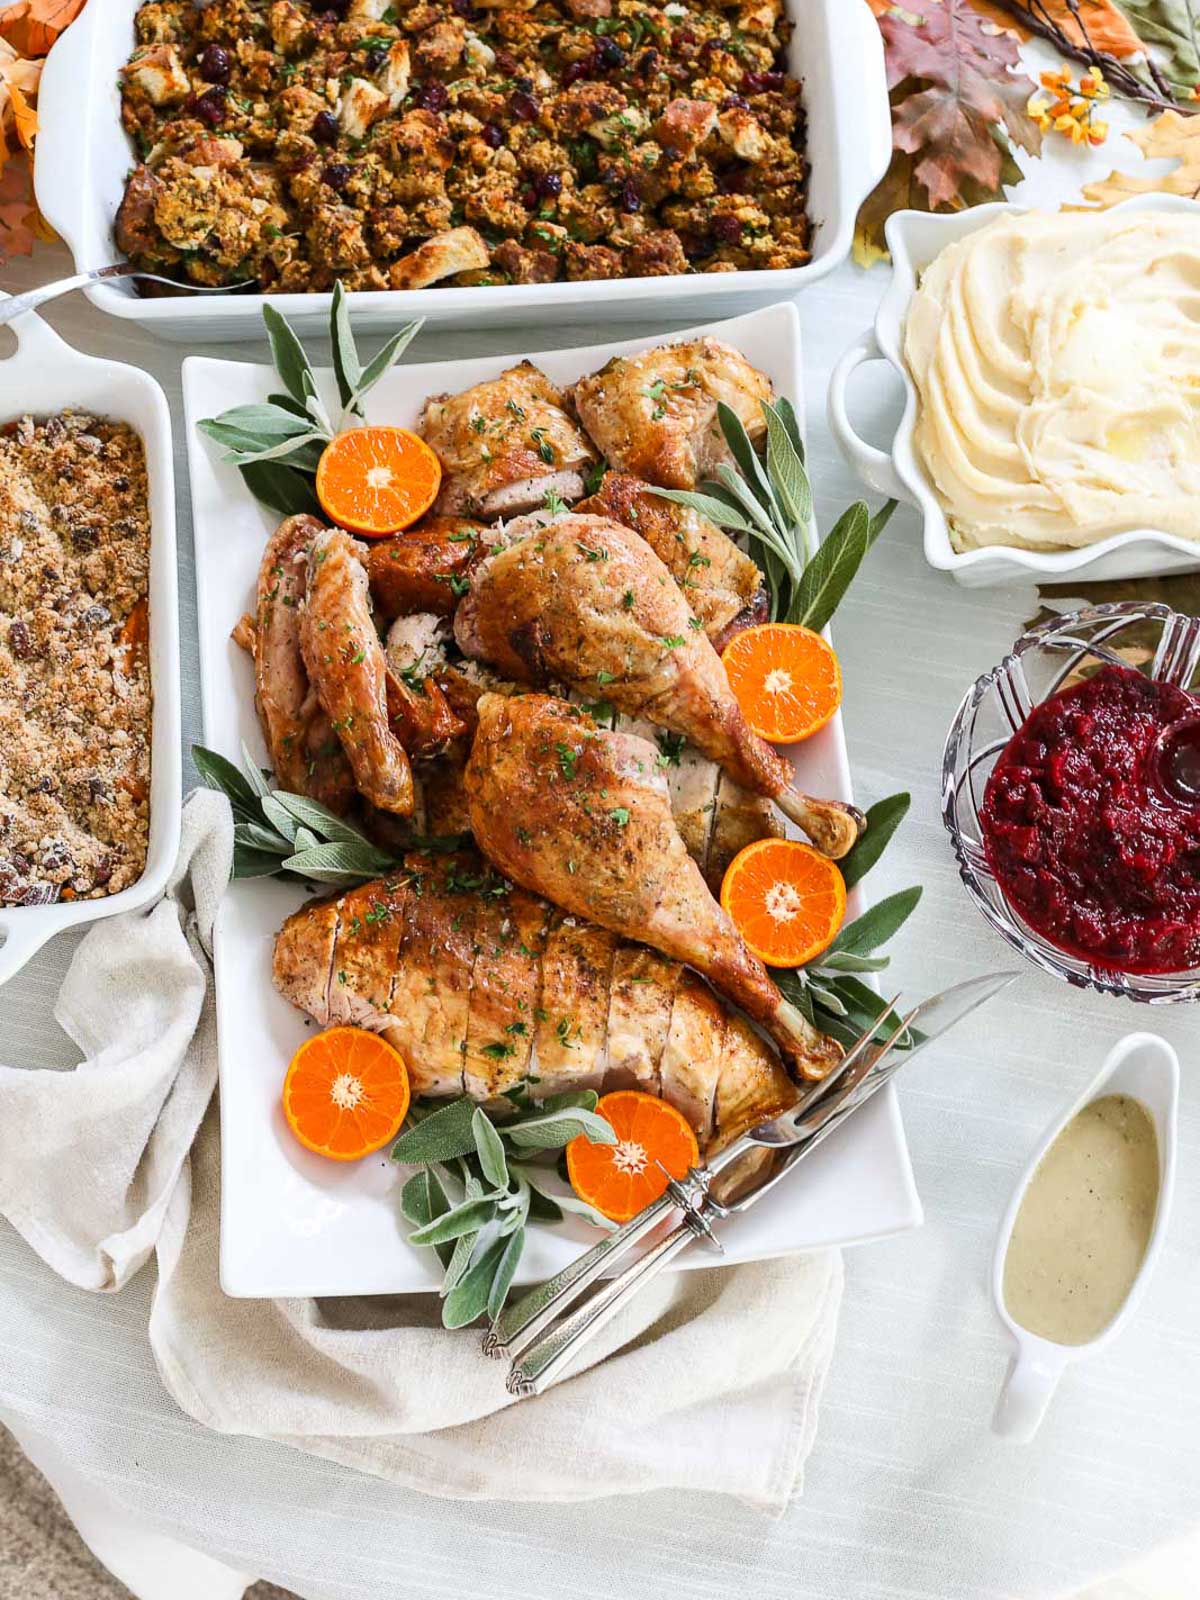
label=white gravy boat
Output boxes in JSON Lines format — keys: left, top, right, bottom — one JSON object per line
{"left": 991, "top": 1032, "right": 1179, "bottom": 1442}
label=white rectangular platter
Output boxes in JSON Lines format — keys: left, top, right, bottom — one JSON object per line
{"left": 182, "top": 302, "right": 922, "bottom": 1299}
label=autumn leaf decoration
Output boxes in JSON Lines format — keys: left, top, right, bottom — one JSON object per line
{"left": 857, "top": 0, "right": 1043, "bottom": 266}
{"left": 0, "top": 0, "right": 87, "bottom": 261}
{"left": 859, "top": 0, "right": 1200, "bottom": 267}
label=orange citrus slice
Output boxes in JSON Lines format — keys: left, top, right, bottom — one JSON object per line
{"left": 566, "top": 1090, "right": 700, "bottom": 1223}
{"left": 316, "top": 426, "right": 441, "bottom": 537}
{"left": 282, "top": 1026, "right": 411, "bottom": 1161}
{"left": 721, "top": 623, "right": 842, "bottom": 744}
{"left": 720, "top": 837, "right": 846, "bottom": 967}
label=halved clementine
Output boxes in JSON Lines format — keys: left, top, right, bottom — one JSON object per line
{"left": 316, "top": 426, "right": 441, "bottom": 537}
{"left": 567, "top": 1090, "right": 700, "bottom": 1223}
{"left": 282, "top": 1026, "right": 410, "bottom": 1161}
{"left": 721, "top": 623, "right": 841, "bottom": 744}
{"left": 720, "top": 837, "right": 846, "bottom": 967}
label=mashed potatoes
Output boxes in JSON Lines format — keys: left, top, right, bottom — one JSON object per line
{"left": 904, "top": 210, "right": 1200, "bottom": 551}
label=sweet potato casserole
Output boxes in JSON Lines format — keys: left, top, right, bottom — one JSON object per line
{"left": 0, "top": 416, "right": 152, "bottom": 908}
{"left": 115, "top": 0, "right": 810, "bottom": 292}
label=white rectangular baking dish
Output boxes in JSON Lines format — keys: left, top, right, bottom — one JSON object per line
{"left": 828, "top": 194, "right": 1200, "bottom": 589}
{"left": 0, "top": 308, "right": 181, "bottom": 986}
{"left": 180, "top": 301, "right": 921, "bottom": 1297}
{"left": 34, "top": 0, "right": 891, "bottom": 341}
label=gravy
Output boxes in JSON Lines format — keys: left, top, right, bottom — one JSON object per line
{"left": 1003, "top": 1094, "right": 1158, "bottom": 1346}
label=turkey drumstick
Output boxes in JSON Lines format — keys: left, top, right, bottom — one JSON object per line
{"left": 455, "top": 514, "right": 864, "bottom": 859}
{"left": 463, "top": 692, "right": 841, "bottom": 1081}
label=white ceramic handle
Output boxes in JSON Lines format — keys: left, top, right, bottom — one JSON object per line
{"left": 0, "top": 915, "right": 54, "bottom": 989}
{"left": 992, "top": 1346, "right": 1065, "bottom": 1443}
{"left": 0, "top": 299, "right": 71, "bottom": 361}
{"left": 828, "top": 331, "right": 912, "bottom": 504}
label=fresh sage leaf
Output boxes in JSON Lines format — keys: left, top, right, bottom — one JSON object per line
{"left": 259, "top": 794, "right": 300, "bottom": 844}
{"left": 442, "top": 1237, "right": 507, "bottom": 1328}
{"left": 267, "top": 391, "right": 309, "bottom": 419}
{"left": 442, "top": 1226, "right": 479, "bottom": 1294}
{"left": 233, "top": 821, "right": 291, "bottom": 857}
{"left": 794, "top": 503, "right": 870, "bottom": 633}
{"left": 806, "top": 980, "right": 847, "bottom": 1017}
{"left": 391, "top": 1098, "right": 480, "bottom": 1165}
{"left": 192, "top": 744, "right": 261, "bottom": 822}
{"left": 651, "top": 487, "right": 757, "bottom": 536}
{"left": 270, "top": 791, "right": 385, "bottom": 850}
{"left": 504, "top": 1106, "right": 617, "bottom": 1150}
{"left": 329, "top": 280, "right": 362, "bottom": 411}
{"left": 867, "top": 499, "right": 897, "bottom": 551}
{"left": 839, "top": 793, "right": 911, "bottom": 890}
{"left": 280, "top": 841, "right": 396, "bottom": 882}
{"left": 828, "top": 887, "right": 922, "bottom": 958}
{"left": 472, "top": 1107, "right": 509, "bottom": 1190}
{"left": 774, "top": 395, "right": 805, "bottom": 462}
{"left": 516, "top": 1167, "right": 618, "bottom": 1231}
{"left": 816, "top": 950, "right": 890, "bottom": 974}
{"left": 233, "top": 844, "right": 288, "bottom": 879}
{"left": 238, "top": 461, "right": 323, "bottom": 518}
{"left": 350, "top": 319, "right": 423, "bottom": 411}
{"left": 716, "top": 401, "right": 782, "bottom": 525}
{"left": 487, "top": 1228, "right": 525, "bottom": 1320}
{"left": 408, "top": 1195, "right": 499, "bottom": 1247}
{"left": 262, "top": 303, "right": 316, "bottom": 408}
{"left": 762, "top": 400, "right": 812, "bottom": 533}
{"left": 239, "top": 744, "right": 272, "bottom": 799}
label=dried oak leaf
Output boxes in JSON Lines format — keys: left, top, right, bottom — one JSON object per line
{"left": 0, "top": 0, "right": 86, "bottom": 58}
{"left": 878, "top": 0, "right": 1042, "bottom": 209}
{"left": 857, "top": 0, "right": 1039, "bottom": 263}
{"left": 1074, "top": 109, "right": 1200, "bottom": 207}
{"left": 0, "top": 44, "right": 40, "bottom": 154}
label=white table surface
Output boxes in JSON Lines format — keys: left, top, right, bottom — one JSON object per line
{"left": 3, "top": 107, "right": 1200, "bottom": 1597}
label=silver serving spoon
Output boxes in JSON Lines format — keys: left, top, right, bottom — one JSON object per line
{"left": 0, "top": 262, "right": 259, "bottom": 325}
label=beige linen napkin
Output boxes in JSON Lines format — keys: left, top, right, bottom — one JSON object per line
{"left": 0, "top": 790, "right": 843, "bottom": 1511}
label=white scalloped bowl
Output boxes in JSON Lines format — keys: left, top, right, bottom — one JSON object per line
{"left": 828, "top": 194, "right": 1200, "bottom": 589}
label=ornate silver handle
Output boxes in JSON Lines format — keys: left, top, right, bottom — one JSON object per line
{"left": 483, "top": 1188, "right": 679, "bottom": 1359}
{"left": 506, "top": 1216, "right": 704, "bottom": 1397}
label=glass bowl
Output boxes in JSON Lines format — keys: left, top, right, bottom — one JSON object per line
{"left": 941, "top": 601, "right": 1200, "bottom": 1004}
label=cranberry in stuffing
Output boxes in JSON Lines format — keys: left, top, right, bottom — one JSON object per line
{"left": 509, "top": 90, "right": 539, "bottom": 122}
{"left": 198, "top": 45, "right": 232, "bottom": 84}
{"left": 713, "top": 214, "right": 742, "bottom": 243}
{"left": 744, "top": 70, "right": 786, "bottom": 93}
{"left": 620, "top": 180, "right": 641, "bottom": 213}
{"left": 535, "top": 171, "right": 562, "bottom": 199}
{"left": 195, "top": 87, "right": 227, "bottom": 128}
{"left": 562, "top": 60, "right": 591, "bottom": 87}
{"left": 481, "top": 121, "right": 504, "bottom": 149}
{"left": 597, "top": 37, "right": 625, "bottom": 68}
{"left": 323, "top": 162, "right": 353, "bottom": 191}
{"left": 521, "top": 186, "right": 539, "bottom": 210}
{"left": 311, "top": 110, "right": 339, "bottom": 145}
{"left": 722, "top": 94, "right": 750, "bottom": 111}
{"left": 416, "top": 81, "right": 448, "bottom": 112}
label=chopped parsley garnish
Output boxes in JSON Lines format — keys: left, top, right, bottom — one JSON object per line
{"left": 660, "top": 634, "right": 687, "bottom": 649}
{"left": 609, "top": 806, "right": 630, "bottom": 827}
{"left": 530, "top": 427, "right": 555, "bottom": 464}
{"left": 481, "top": 1041, "right": 516, "bottom": 1061}
{"left": 656, "top": 731, "right": 686, "bottom": 768}
{"left": 555, "top": 742, "right": 579, "bottom": 780}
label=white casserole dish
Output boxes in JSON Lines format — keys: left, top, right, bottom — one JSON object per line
{"left": 34, "top": 0, "right": 891, "bottom": 341}
{"left": 0, "top": 309, "right": 182, "bottom": 986}
{"left": 827, "top": 194, "right": 1200, "bottom": 589}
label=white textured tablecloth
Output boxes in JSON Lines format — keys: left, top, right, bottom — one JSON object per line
{"left": 3, "top": 88, "right": 1200, "bottom": 1593}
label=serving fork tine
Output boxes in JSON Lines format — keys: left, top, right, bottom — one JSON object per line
{"left": 491, "top": 972, "right": 1017, "bottom": 1396}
